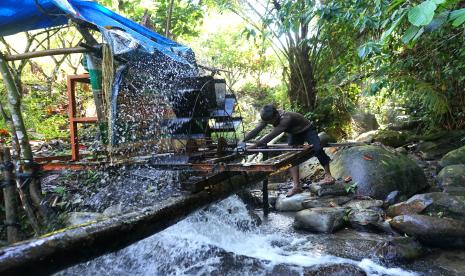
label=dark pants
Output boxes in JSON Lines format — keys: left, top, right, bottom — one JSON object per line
{"left": 288, "top": 127, "right": 331, "bottom": 167}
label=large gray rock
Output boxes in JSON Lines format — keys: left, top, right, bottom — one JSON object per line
{"left": 67, "top": 212, "right": 105, "bottom": 226}
{"left": 390, "top": 214, "right": 465, "bottom": 248}
{"left": 436, "top": 164, "right": 465, "bottom": 191}
{"left": 387, "top": 193, "right": 465, "bottom": 221}
{"left": 275, "top": 193, "right": 313, "bottom": 211}
{"left": 294, "top": 207, "right": 346, "bottom": 233}
{"left": 439, "top": 145, "right": 465, "bottom": 167}
{"left": 330, "top": 145, "right": 428, "bottom": 200}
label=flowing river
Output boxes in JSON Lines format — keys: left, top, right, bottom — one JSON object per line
{"left": 59, "top": 195, "right": 418, "bottom": 276}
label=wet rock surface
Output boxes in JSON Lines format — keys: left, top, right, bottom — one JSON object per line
{"left": 294, "top": 207, "right": 347, "bottom": 233}
{"left": 373, "top": 237, "right": 424, "bottom": 262}
{"left": 302, "top": 196, "right": 351, "bottom": 208}
{"left": 348, "top": 209, "right": 382, "bottom": 231}
{"left": 330, "top": 145, "right": 428, "bottom": 199}
{"left": 275, "top": 193, "right": 313, "bottom": 211}
{"left": 390, "top": 214, "right": 465, "bottom": 248}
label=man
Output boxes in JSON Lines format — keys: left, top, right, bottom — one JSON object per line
{"left": 240, "top": 104, "right": 335, "bottom": 197}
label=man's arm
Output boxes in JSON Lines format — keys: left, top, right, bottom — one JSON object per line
{"left": 255, "top": 124, "right": 286, "bottom": 147}
{"left": 243, "top": 121, "right": 267, "bottom": 142}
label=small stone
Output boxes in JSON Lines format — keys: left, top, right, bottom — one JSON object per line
{"left": 294, "top": 207, "right": 346, "bottom": 233}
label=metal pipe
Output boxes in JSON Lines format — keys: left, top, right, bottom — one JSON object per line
{"left": 4, "top": 47, "right": 90, "bottom": 61}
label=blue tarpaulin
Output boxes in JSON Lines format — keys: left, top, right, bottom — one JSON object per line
{"left": 0, "top": 0, "right": 192, "bottom": 64}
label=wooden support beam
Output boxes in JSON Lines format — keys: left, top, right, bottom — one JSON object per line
{"left": 4, "top": 47, "right": 90, "bottom": 61}
{"left": 0, "top": 171, "right": 267, "bottom": 275}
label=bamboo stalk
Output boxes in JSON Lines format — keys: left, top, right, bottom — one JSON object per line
{"left": 3, "top": 47, "right": 89, "bottom": 61}
{"left": 0, "top": 148, "right": 20, "bottom": 243}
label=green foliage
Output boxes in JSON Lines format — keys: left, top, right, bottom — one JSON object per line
{"left": 97, "top": 0, "right": 206, "bottom": 39}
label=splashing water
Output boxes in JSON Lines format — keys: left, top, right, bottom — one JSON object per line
{"left": 59, "top": 196, "right": 417, "bottom": 276}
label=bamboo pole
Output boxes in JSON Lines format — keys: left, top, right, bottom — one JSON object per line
{"left": 3, "top": 47, "right": 89, "bottom": 61}
{"left": 0, "top": 53, "right": 48, "bottom": 221}
{"left": 0, "top": 171, "right": 267, "bottom": 275}
{"left": 0, "top": 148, "right": 20, "bottom": 243}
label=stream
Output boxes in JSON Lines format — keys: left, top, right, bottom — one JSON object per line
{"left": 59, "top": 196, "right": 418, "bottom": 276}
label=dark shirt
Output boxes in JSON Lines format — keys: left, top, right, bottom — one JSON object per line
{"left": 243, "top": 110, "right": 312, "bottom": 146}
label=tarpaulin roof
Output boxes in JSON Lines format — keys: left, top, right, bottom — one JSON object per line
{"left": 0, "top": 0, "right": 192, "bottom": 64}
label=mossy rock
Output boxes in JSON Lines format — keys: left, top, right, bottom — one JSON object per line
{"left": 437, "top": 165, "right": 465, "bottom": 190}
{"left": 373, "top": 129, "right": 408, "bottom": 147}
{"left": 440, "top": 146, "right": 465, "bottom": 167}
{"left": 330, "top": 145, "right": 428, "bottom": 200}
{"left": 413, "top": 130, "right": 465, "bottom": 160}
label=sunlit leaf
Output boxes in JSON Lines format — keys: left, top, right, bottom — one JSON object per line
{"left": 402, "top": 25, "right": 421, "bottom": 44}
{"left": 450, "top": 8, "right": 465, "bottom": 27}
{"left": 408, "top": 1, "right": 437, "bottom": 26}
{"left": 380, "top": 12, "right": 406, "bottom": 43}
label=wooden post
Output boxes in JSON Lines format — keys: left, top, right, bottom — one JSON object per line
{"left": 262, "top": 151, "right": 269, "bottom": 217}
{"left": 0, "top": 147, "right": 20, "bottom": 243}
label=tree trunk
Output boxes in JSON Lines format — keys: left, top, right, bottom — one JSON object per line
{"left": 287, "top": 45, "right": 316, "bottom": 113}
{"left": 165, "top": 0, "right": 175, "bottom": 38}
{"left": 0, "top": 53, "right": 48, "bottom": 220}
{"left": 0, "top": 171, "right": 268, "bottom": 275}
{"left": 0, "top": 147, "right": 20, "bottom": 243}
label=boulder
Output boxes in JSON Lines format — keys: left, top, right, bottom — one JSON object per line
{"left": 348, "top": 209, "right": 381, "bottom": 231}
{"left": 343, "top": 199, "right": 383, "bottom": 210}
{"left": 351, "top": 112, "right": 379, "bottom": 138}
{"left": 372, "top": 129, "right": 408, "bottom": 147}
{"left": 437, "top": 164, "right": 465, "bottom": 193}
{"left": 275, "top": 193, "right": 313, "bottom": 211}
{"left": 294, "top": 207, "right": 347, "bottom": 233}
{"left": 440, "top": 146, "right": 465, "bottom": 168}
{"left": 387, "top": 193, "right": 465, "bottom": 221}
{"left": 390, "top": 214, "right": 465, "bottom": 248}
{"left": 67, "top": 212, "right": 105, "bottom": 226}
{"left": 374, "top": 237, "right": 424, "bottom": 262}
{"left": 302, "top": 196, "right": 352, "bottom": 209}
{"left": 330, "top": 145, "right": 428, "bottom": 200}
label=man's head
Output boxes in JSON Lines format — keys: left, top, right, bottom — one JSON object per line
{"left": 260, "top": 104, "right": 279, "bottom": 124}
